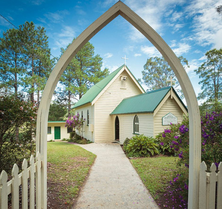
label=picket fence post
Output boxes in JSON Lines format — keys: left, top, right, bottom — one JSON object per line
{"left": 218, "top": 162, "right": 222, "bottom": 208}
{"left": 0, "top": 170, "right": 8, "bottom": 209}
{"left": 11, "top": 164, "right": 19, "bottom": 209}
{"left": 208, "top": 163, "right": 217, "bottom": 209}
{"left": 22, "top": 158, "right": 28, "bottom": 209}
{"left": 36, "top": 152, "right": 42, "bottom": 209}
{"left": 30, "top": 155, "right": 35, "bottom": 209}
{"left": 199, "top": 162, "right": 207, "bottom": 209}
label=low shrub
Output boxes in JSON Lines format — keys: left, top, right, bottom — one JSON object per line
{"left": 122, "top": 137, "right": 131, "bottom": 151}
{"left": 68, "top": 132, "right": 91, "bottom": 144}
{"left": 125, "top": 135, "right": 159, "bottom": 157}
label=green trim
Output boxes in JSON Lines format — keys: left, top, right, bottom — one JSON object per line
{"left": 73, "top": 65, "right": 145, "bottom": 109}
{"left": 133, "top": 133, "right": 140, "bottom": 135}
{"left": 73, "top": 65, "right": 124, "bottom": 108}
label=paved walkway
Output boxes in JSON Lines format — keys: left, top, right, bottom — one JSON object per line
{"left": 73, "top": 143, "right": 159, "bottom": 209}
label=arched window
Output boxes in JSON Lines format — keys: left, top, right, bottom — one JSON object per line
{"left": 133, "top": 115, "right": 139, "bottom": 134}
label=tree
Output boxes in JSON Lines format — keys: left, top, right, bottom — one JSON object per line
{"left": 216, "top": 5, "right": 222, "bottom": 15}
{"left": 0, "top": 28, "right": 24, "bottom": 96}
{"left": 48, "top": 101, "right": 67, "bottom": 121}
{"left": 0, "top": 94, "right": 37, "bottom": 173}
{"left": 141, "top": 56, "right": 189, "bottom": 92}
{"left": 20, "top": 21, "right": 52, "bottom": 105}
{"left": 59, "top": 40, "right": 109, "bottom": 113}
{"left": 195, "top": 48, "right": 222, "bottom": 111}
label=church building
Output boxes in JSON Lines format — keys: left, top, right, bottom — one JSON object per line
{"left": 73, "top": 65, "right": 187, "bottom": 144}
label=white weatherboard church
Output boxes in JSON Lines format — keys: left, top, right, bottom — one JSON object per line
{"left": 73, "top": 65, "right": 188, "bottom": 144}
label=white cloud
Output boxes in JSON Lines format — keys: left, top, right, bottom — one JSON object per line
{"left": 172, "top": 43, "right": 191, "bottom": 56}
{"left": 186, "top": 0, "right": 222, "bottom": 49}
{"left": 45, "top": 10, "right": 69, "bottom": 23}
{"left": 104, "top": 53, "right": 113, "bottom": 58}
{"left": 54, "top": 26, "right": 75, "bottom": 49}
{"left": 186, "top": 59, "right": 199, "bottom": 73}
{"left": 199, "top": 55, "right": 206, "bottom": 61}
{"left": 171, "top": 11, "right": 183, "bottom": 22}
{"left": 58, "top": 26, "right": 75, "bottom": 38}
{"left": 141, "top": 45, "right": 161, "bottom": 57}
{"left": 134, "top": 53, "right": 141, "bottom": 57}
{"left": 31, "top": 0, "right": 44, "bottom": 5}
{"left": 126, "top": 0, "right": 186, "bottom": 41}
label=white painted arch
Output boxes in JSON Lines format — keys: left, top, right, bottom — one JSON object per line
{"left": 36, "top": 2, "right": 201, "bottom": 208}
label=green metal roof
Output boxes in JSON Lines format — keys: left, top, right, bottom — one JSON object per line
{"left": 111, "top": 87, "right": 173, "bottom": 115}
{"left": 73, "top": 65, "right": 144, "bottom": 108}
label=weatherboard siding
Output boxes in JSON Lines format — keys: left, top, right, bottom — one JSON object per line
{"left": 118, "top": 113, "right": 153, "bottom": 144}
{"left": 75, "top": 103, "right": 94, "bottom": 142}
{"left": 94, "top": 71, "right": 142, "bottom": 143}
{"left": 154, "top": 97, "right": 184, "bottom": 136}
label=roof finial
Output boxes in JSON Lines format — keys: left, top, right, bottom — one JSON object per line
{"left": 122, "top": 55, "right": 128, "bottom": 65}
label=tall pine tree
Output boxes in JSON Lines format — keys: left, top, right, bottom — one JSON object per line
{"left": 0, "top": 28, "right": 24, "bottom": 95}
{"left": 21, "top": 21, "right": 52, "bottom": 105}
{"left": 59, "top": 40, "right": 109, "bottom": 114}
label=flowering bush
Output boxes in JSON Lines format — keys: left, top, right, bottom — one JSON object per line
{"left": 156, "top": 115, "right": 189, "bottom": 156}
{"left": 65, "top": 113, "right": 85, "bottom": 139}
{"left": 0, "top": 94, "right": 37, "bottom": 173}
{"left": 157, "top": 111, "right": 222, "bottom": 208}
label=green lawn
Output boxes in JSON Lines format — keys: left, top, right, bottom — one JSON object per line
{"left": 47, "top": 142, "right": 96, "bottom": 207}
{"left": 130, "top": 156, "right": 178, "bottom": 199}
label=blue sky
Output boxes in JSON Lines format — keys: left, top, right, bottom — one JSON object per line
{"left": 1, "top": 0, "right": 222, "bottom": 103}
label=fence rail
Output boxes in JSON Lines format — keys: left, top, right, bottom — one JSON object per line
{"left": 1, "top": 155, "right": 222, "bottom": 209}
{"left": 199, "top": 161, "right": 222, "bottom": 209}
{"left": 0, "top": 152, "right": 42, "bottom": 209}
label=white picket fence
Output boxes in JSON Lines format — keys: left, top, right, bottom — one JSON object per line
{"left": 1, "top": 156, "right": 222, "bottom": 209}
{"left": 199, "top": 162, "right": 222, "bottom": 209}
{"left": 0, "top": 152, "right": 42, "bottom": 209}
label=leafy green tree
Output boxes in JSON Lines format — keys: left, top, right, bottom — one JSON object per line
{"left": 21, "top": 21, "right": 52, "bottom": 105}
{"left": 48, "top": 101, "right": 67, "bottom": 121}
{"left": 0, "top": 28, "right": 24, "bottom": 95}
{"left": 59, "top": 40, "right": 109, "bottom": 113}
{"left": 195, "top": 48, "right": 222, "bottom": 111}
{"left": 0, "top": 94, "right": 37, "bottom": 173}
{"left": 141, "top": 56, "right": 189, "bottom": 92}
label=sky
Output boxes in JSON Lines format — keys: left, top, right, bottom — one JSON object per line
{"left": 0, "top": 0, "right": 222, "bottom": 104}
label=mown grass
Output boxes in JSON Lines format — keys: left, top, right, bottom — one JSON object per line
{"left": 47, "top": 141, "right": 96, "bottom": 206}
{"left": 130, "top": 156, "right": 178, "bottom": 200}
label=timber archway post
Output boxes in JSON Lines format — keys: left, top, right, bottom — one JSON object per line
{"left": 36, "top": 2, "right": 201, "bottom": 208}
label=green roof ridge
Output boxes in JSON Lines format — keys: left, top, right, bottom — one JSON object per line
{"left": 73, "top": 65, "right": 125, "bottom": 108}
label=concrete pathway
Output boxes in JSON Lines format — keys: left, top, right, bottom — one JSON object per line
{"left": 73, "top": 143, "right": 159, "bottom": 209}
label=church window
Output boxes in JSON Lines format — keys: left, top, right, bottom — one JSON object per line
{"left": 133, "top": 115, "right": 139, "bottom": 134}
{"left": 47, "top": 127, "right": 51, "bottom": 134}
{"left": 87, "top": 110, "right": 89, "bottom": 126}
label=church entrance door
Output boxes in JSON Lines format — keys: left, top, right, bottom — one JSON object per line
{"left": 115, "top": 116, "right": 119, "bottom": 141}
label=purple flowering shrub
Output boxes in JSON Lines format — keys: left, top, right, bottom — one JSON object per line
{"left": 156, "top": 112, "right": 222, "bottom": 208}
{"left": 65, "top": 113, "right": 85, "bottom": 139}
{"left": 201, "top": 111, "right": 222, "bottom": 169}
{"left": 156, "top": 116, "right": 189, "bottom": 156}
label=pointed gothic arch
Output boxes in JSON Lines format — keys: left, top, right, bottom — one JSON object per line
{"left": 36, "top": 2, "right": 201, "bottom": 208}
